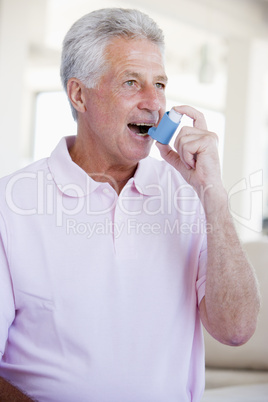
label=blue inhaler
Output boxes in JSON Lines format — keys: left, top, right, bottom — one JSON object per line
{"left": 148, "top": 109, "right": 183, "bottom": 144}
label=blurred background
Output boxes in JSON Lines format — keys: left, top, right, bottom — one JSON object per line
{"left": 0, "top": 0, "right": 268, "bottom": 241}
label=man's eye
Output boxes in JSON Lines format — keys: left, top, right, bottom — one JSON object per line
{"left": 126, "top": 80, "right": 135, "bottom": 86}
{"left": 155, "top": 82, "right": 165, "bottom": 89}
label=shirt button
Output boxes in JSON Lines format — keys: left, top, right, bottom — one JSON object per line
{"left": 103, "top": 188, "right": 110, "bottom": 194}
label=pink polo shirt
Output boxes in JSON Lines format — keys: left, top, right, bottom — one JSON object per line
{"left": 0, "top": 136, "right": 207, "bottom": 401}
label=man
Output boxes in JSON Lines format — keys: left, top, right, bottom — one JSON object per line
{"left": 0, "top": 8, "right": 260, "bottom": 402}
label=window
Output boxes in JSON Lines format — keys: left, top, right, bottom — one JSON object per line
{"left": 33, "top": 91, "right": 77, "bottom": 161}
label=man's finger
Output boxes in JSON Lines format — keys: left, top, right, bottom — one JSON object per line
{"left": 173, "top": 105, "right": 208, "bottom": 130}
{"left": 155, "top": 142, "right": 192, "bottom": 171}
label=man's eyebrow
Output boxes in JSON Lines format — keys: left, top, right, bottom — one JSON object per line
{"left": 122, "top": 71, "right": 142, "bottom": 79}
{"left": 123, "top": 71, "right": 168, "bottom": 83}
{"left": 155, "top": 74, "right": 168, "bottom": 84}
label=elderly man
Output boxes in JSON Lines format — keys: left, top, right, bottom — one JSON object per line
{"left": 0, "top": 8, "right": 260, "bottom": 402}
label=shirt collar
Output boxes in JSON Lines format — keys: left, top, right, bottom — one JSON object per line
{"left": 48, "top": 136, "right": 100, "bottom": 197}
{"left": 48, "top": 136, "right": 162, "bottom": 197}
{"left": 132, "top": 157, "right": 162, "bottom": 196}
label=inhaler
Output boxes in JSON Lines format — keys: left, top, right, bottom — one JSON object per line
{"left": 148, "top": 109, "right": 183, "bottom": 144}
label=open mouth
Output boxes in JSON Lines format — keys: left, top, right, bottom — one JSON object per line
{"left": 128, "top": 123, "right": 154, "bottom": 136}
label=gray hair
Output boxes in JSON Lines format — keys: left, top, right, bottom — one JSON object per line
{"left": 60, "top": 8, "right": 165, "bottom": 120}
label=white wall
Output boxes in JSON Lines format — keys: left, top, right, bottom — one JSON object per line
{"left": 0, "top": 0, "right": 47, "bottom": 175}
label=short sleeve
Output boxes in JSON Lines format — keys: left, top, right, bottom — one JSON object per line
{"left": 0, "top": 213, "right": 15, "bottom": 358}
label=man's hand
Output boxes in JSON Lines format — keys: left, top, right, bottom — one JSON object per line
{"left": 0, "top": 377, "right": 35, "bottom": 401}
{"left": 156, "top": 105, "right": 226, "bottom": 213}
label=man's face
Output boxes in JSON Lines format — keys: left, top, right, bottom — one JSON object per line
{"left": 80, "top": 36, "right": 167, "bottom": 168}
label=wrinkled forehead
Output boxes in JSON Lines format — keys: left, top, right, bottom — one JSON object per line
{"left": 104, "top": 36, "right": 166, "bottom": 72}
{"left": 105, "top": 35, "right": 165, "bottom": 61}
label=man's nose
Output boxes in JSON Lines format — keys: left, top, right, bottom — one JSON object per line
{"left": 138, "top": 85, "right": 162, "bottom": 112}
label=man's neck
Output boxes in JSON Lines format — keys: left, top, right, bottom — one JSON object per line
{"left": 69, "top": 137, "right": 138, "bottom": 195}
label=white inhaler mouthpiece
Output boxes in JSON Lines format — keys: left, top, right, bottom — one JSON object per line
{"left": 148, "top": 108, "right": 183, "bottom": 144}
{"left": 168, "top": 108, "right": 183, "bottom": 124}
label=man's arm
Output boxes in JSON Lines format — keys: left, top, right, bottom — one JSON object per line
{"left": 156, "top": 105, "right": 260, "bottom": 346}
{"left": 0, "top": 377, "right": 35, "bottom": 401}
{"left": 198, "top": 186, "right": 260, "bottom": 345}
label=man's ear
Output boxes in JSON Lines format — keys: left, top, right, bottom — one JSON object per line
{"left": 67, "top": 78, "right": 87, "bottom": 114}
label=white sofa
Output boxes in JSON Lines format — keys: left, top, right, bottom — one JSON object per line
{"left": 202, "top": 237, "right": 268, "bottom": 401}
